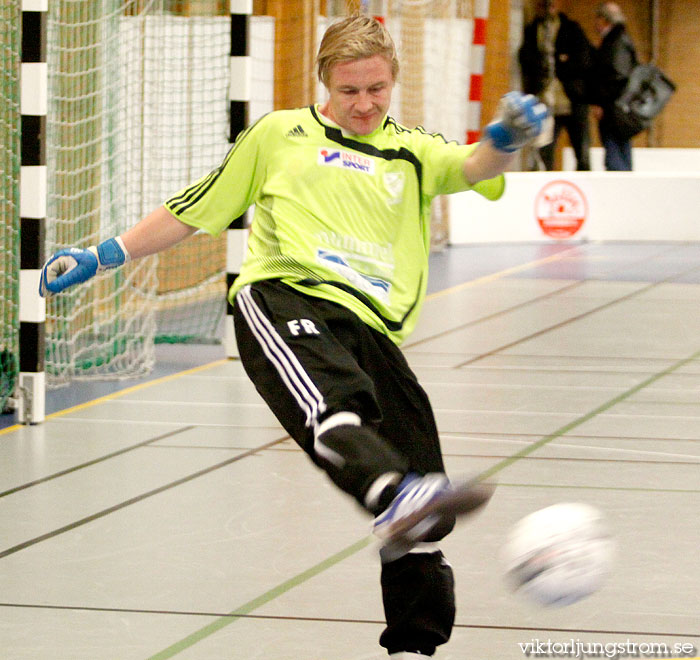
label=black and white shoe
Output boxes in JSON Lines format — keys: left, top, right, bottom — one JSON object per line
{"left": 373, "top": 472, "right": 495, "bottom": 561}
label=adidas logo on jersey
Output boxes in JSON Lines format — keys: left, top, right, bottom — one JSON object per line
{"left": 286, "top": 125, "right": 307, "bottom": 138}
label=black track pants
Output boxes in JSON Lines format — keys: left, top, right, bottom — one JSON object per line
{"left": 233, "top": 280, "right": 455, "bottom": 655}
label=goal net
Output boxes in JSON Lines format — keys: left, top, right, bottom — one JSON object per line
{"left": 18, "top": 0, "right": 470, "bottom": 391}
{"left": 44, "top": 0, "right": 233, "bottom": 386}
{"left": 0, "top": 0, "right": 20, "bottom": 411}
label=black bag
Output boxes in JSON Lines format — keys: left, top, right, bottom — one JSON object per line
{"left": 612, "top": 64, "right": 676, "bottom": 140}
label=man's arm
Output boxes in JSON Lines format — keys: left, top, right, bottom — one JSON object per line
{"left": 462, "top": 91, "right": 548, "bottom": 184}
{"left": 462, "top": 141, "right": 518, "bottom": 185}
{"left": 121, "top": 205, "right": 197, "bottom": 259}
{"left": 39, "top": 205, "right": 197, "bottom": 297}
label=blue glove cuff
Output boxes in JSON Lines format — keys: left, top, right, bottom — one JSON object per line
{"left": 96, "top": 237, "right": 127, "bottom": 268}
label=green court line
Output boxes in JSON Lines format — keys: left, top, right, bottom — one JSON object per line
{"left": 147, "top": 536, "right": 373, "bottom": 660}
{"left": 477, "top": 348, "right": 700, "bottom": 482}
{"left": 148, "top": 348, "right": 700, "bottom": 659}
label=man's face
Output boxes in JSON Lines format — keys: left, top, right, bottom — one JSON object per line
{"left": 594, "top": 15, "right": 609, "bottom": 35}
{"left": 320, "top": 54, "right": 394, "bottom": 136}
{"left": 536, "top": 0, "right": 559, "bottom": 18}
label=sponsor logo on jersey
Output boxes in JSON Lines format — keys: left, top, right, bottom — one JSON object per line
{"left": 383, "top": 172, "right": 405, "bottom": 204}
{"left": 317, "top": 249, "right": 391, "bottom": 302}
{"left": 318, "top": 148, "right": 375, "bottom": 174}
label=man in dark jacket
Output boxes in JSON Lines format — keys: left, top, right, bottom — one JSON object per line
{"left": 519, "top": 0, "right": 593, "bottom": 170}
{"left": 590, "top": 2, "right": 638, "bottom": 170}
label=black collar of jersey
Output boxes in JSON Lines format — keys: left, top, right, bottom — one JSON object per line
{"left": 309, "top": 105, "right": 423, "bottom": 198}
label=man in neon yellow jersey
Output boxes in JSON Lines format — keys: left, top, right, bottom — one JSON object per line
{"left": 41, "top": 15, "right": 546, "bottom": 658}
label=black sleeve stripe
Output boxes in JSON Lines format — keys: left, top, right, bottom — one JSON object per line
{"left": 166, "top": 169, "right": 220, "bottom": 213}
{"left": 165, "top": 113, "right": 270, "bottom": 214}
{"left": 386, "top": 117, "right": 459, "bottom": 146}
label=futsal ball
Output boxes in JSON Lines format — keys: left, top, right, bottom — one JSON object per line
{"left": 502, "top": 502, "right": 614, "bottom": 607}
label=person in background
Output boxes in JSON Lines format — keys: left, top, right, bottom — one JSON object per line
{"left": 519, "top": 0, "right": 593, "bottom": 170}
{"left": 589, "top": 1, "right": 638, "bottom": 171}
{"left": 39, "top": 15, "right": 547, "bottom": 659}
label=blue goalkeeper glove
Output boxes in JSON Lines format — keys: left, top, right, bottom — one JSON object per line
{"left": 485, "top": 91, "right": 549, "bottom": 153}
{"left": 39, "top": 237, "right": 130, "bottom": 297}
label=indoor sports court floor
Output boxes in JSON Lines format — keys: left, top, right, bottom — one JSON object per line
{"left": 1, "top": 241, "right": 699, "bottom": 660}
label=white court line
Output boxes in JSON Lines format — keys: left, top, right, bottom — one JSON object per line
{"left": 409, "top": 360, "right": 700, "bottom": 374}
{"left": 420, "top": 381, "right": 698, "bottom": 394}
{"left": 441, "top": 434, "right": 700, "bottom": 461}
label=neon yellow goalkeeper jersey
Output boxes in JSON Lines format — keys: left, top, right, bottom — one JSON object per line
{"left": 164, "top": 105, "right": 504, "bottom": 345}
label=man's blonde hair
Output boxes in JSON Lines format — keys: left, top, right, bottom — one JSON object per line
{"left": 316, "top": 14, "right": 399, "bottom": 87}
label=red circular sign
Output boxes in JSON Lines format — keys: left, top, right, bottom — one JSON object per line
{"left": 535, "top": 179, "right": 587, "bottom": 239}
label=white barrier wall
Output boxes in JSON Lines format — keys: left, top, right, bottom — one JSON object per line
{"left": 562, "top": 147, "right": 700, "bottom": 172}
{"left": 449, "top": 172, "right": 700, "bottom": 243}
